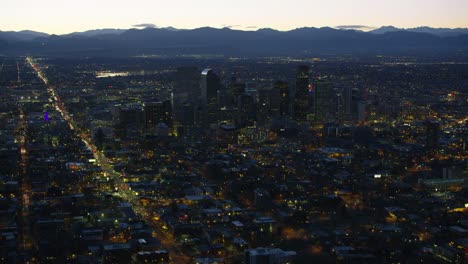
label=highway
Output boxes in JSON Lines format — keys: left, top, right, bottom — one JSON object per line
{"left": 25, "top": 57, "right": 190, "bottom": 263}
{"left": 16, "top": 104, "right": 34, "bottom": 261}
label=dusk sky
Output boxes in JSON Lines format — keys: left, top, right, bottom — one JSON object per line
{"left": 2, "top": 0, "right": 467, "bottom": 34}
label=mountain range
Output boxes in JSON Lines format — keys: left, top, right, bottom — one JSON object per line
{"left": 370, "top": 26, "right": 468, "bottom": 37}
{"left": 1, "top": 26, "right": 467, "bottom": 57}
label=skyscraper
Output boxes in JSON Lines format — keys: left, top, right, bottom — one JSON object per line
{"left": 114, "top": 103, "right": 144, "bottom": 139}
{"left": 313, "top": 80, "right": 334, "bottom": 122}
{"left": 144, "top": 100, "right": 172, "bottom": 130}
{"left": 273, "top": 81, "right": 290, "bottom": 117}
{"left": 200, "top": 69, "right": 222, "bottom": 125}
{"left": 173, "top": 67, "right": 200, "bottom": 103}
{"left": 343, "top": 86, "right": 353, "bottom": 118}
{"left": 172, "top": 67, "right": 199, "bottom": 135}
{"left": 294, "top": 65, "right": 310, "bottom": 121}
{"left": 116, "top": 103, "right": 144, "bottom": 129}
{"left": 230, "top": 82, "right": 246, "bottom": 106}
{"left": 256, "top": 87, "right": 275, "bottom": 125}
{"left": 237, "top": 93, "right": 256, "bottom": 128}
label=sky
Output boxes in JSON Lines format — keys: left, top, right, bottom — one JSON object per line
{"left": 2, "top": 0, "right": 467, "bottom": 34}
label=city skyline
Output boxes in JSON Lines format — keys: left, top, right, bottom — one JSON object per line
{"left": 1, "top": 1, "right": 467, "bottom": 263}
{"left": 2, "top": 0, "right": 468, "bottom": 34}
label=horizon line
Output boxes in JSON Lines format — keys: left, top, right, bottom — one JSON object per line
{"left": 3, "top": 25, "right": 468, "bottom": 35}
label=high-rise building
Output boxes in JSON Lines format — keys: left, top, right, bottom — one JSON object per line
{"left": 257, "top": 87, "right": 273, "bottom": 124}
{"left": 217, "top": 88, "right": 232, "bottom": 109}
{"left": 237, "top": 93, "right": 256, "bottom": 128}
{"left": 176, "top": 102, "right": 196, "bottom": 138}
{"left": 344, "top": 87, "right": 365, "bottom": 122}
{"left": 294, "top": 65, "right": 310, "bottom": 121}
{"left": 144, "top": 100, "right": 172, "bottom": 130}
{"left": 173, "top": 67, "right": 200, "bottom": 103}
{"left": 173, "top": 67, "right": 199, "bottom": 128}
{"left": 200, "top": 69, "right": 222, "bottom": 125}
{"left": 313, "top": 80, "right": 334, "bottom": 122}
{"left": 230, "top": 82, "right": 246, "bottom": 106}
{"left": 273, "top": 81, "right": 290, "bottom": 117}
{"left": 113, "top": 103, "right": 144, "bottom": 139}
{"left": 343, "top": 86, "right": 353, "bottom": 117}
{"left": 115, "top": 103, "right": 144, "bottom": 128}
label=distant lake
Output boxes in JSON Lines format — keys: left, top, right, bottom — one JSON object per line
{"left": 96, "top": 69, "right": 174, "bottom": 78}
{"left": 96, "top": 72, "right": 129, "bottom": 78}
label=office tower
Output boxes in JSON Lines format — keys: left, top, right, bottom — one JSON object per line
{"left": 230, "top": 82, "right": 246, "bottom": 106}
{"left": 173, "top": 67, "right": 200, "bottom": 103}
{"left": 115, "top": 103, "right": 144, "bottom": 128}
{"left": 176, "top": 102, "right": 196, "bottom": 138}
{"left": 273, "top": 81, "right": 290, "bottom": 117}
{"left": 200, "top": 69, "right": 222, "bottom": 125}
{"left": 173, "top": 67, "right": 199, "bottom": 128}
{"left": 343, "top": 86, "right": 353, "bottom": 117}
{"left": 144, "top": 100, "right": 172, "bottom": 130}
{"left": 114, "top": 103, "right": 144, "bottom": 139}
{"left": 257, "top": 87, "right": 272, "bottom": 124}
{"left": 218, "top": 106, "right": 236, "bottom": 125}
{"left": 294, "top": 65, "right": 310, "bottom": 121}
{"left": 237, "top": 93, "right": 256, "bottom": 128}
{"left": 340, "top": 87, "right": 366, "bottom": 122}
{"left": 313, "top": 81, "right": 334, "bottom": 122}
{"left": 217, "top": 88, "right": 231, "bottom": 109}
